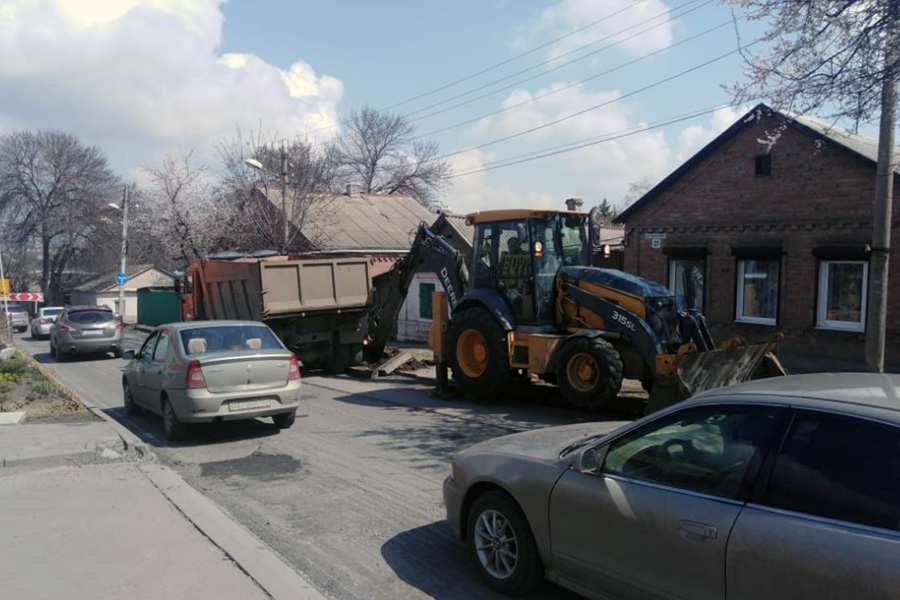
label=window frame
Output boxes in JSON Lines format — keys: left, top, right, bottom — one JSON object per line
{"left": 816, "top": 259, "right": 868, "bottom": 332}
{"left": 752, "top": 408, "right": 900, "bottom": 534}
{"left": 152, "top": 330, "right": 171, "bottom": 362}
{"left": 735, "top": 258, "right": 780, "bottom": 326}
{"left": 138, "top": 331, "right": 159, "bottom": 361}
{"left": 667, "top": 256, "right": 706, "bottom": 312}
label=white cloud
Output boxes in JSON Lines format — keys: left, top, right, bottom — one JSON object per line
{"left": 451, "top": 83, "right": 673, "bottom": 212}
{"left": 515, "top": 0, "right": 676, "bottom": 60}
{"left": 674, "top": 105, "right": 745, "bottom": 162}
{"left": 0, "top": 0, "right": 343, "bottom": 173}
{"left": 445, "top": 149, "right": 558, "bottom": 214}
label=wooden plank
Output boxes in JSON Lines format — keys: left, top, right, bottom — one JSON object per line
{"left": 371, "top": 351, "right": 413, "bottom": 379}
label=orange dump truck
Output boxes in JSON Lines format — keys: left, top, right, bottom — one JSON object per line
{"left": 180, "top": 255, "right": 382, "bottom": 371}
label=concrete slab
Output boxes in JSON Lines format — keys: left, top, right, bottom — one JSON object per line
{"left": 0, "top": 411, "right": 25, "bottom": 425}
{"left": 0, "top": 462, "right": 269, "bottom": 600}
{"left": 0, "top": 421, "right": 123, "bottom": 463}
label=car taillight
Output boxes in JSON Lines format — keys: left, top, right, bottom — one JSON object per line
{"left": 58, "top": 323, "right": 74, "bottom": 333}
{"left": 39, "top": 318, "right": 49, "bottom": 324}
{"left": 288, "top": 354, "right": 301, "bottom": 381}
{"left": 116, "top": 322, "right": 126, "bottom": 330}
{"left": 186, "top": 360, "right": 207, "bottom": 389}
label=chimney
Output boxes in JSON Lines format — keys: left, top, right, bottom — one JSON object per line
{"left": 564, "top": 197, "right": 583, "bottom": 211}
{"left": 346, "top": 183, "right": 361, "bottom": 197}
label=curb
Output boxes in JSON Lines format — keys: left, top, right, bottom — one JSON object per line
{"left": 141, "top": 464, "right": 326, "bottom": 600}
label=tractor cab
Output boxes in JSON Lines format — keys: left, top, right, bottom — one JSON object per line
{"left": 467, "top": 209, "right": 590, "bottom": 324}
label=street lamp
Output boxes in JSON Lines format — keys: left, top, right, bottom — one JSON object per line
{"left": 109, "top": 187, "right": 129, "bottom": 320}
{"left": 244, "top": 147, "right": 289, "bottom": 254}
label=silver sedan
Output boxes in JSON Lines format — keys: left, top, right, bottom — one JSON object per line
{"left": 122, "top": 321, "right": 301, "bottom": 441}
{"left": 444, "top": 373, "right": 900, "bottom": 599}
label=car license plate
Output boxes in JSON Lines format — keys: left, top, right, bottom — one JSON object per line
{"left": 228, "top": 399, "right": 271, "bottom": 412}
{"left": 81, "top": 330, "right": 103, "bottom": 337}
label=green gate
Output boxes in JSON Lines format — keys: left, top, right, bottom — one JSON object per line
{"left": 137, "top": 287, "right": 180, "bottom": 327}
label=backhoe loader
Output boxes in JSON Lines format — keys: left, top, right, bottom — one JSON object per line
{"left": 365, "top": 208, "right": 786, "bottom": 412}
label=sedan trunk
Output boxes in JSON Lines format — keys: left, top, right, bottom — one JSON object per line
{"left": 197, "top": 354, "right": 292, "bottom": 393}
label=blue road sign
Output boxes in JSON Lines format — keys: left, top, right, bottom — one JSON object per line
{"left": 116, "top": 272, "right": 128, "bottom": 286}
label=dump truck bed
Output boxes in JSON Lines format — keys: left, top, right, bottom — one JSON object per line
{"left": 193, "top": 257, "right": 372, "bottom": 320}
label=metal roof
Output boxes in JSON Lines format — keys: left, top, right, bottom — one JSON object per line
{"left": 615, "top": 103, "right": 900, "bottom": 224}
{"left": 261, "top": 187, "right": 437, "bottom": 252}
{"left": 73, "top": 264, "right": 173, "bottom": 293}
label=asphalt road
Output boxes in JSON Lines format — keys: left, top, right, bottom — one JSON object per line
{"left": 14, "top": 331, "right": 643, "bottom": 600}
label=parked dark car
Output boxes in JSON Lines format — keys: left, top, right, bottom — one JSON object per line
{"left": 50, "top": 306, "right": 123, "bottom": 360}
{"left": 444, "top": 373, "right": 900, "bottom": 599}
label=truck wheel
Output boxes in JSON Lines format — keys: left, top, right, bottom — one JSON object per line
{"left": 447, "top": 308, "right": 513, "bottom": 398}
{"left": 557, "top": 337, "right": 623, "bottom": 410}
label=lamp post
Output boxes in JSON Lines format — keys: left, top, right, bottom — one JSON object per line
{"left": 108, "top": 185, "right": 129, "bottom": 319}
{"left": 244, "top": 143, "right": 289, "bottom": 253}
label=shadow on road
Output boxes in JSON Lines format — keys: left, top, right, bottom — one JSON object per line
{"left": 381, "top": 521, "right": 583, "bottom": 600}
{"left": 101, "top": 406, "right": 282, "bottom": 449}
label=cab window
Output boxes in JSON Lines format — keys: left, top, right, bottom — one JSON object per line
{"left": 153, "top": 332, "right": 171, "bottom": 362}
{"left": 472, "top": 224, "right": 495, "bottom": 288}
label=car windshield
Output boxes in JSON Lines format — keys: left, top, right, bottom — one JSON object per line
{"left": 4, "top": 305, "right": 26, "bottom": 313}
{"left": 180, "top": 325, "right": 283, "bottom": 355}
{"left": 68, "top": 310, "right": 114, "bottom": 324}
{"left": 42, "top": 308, "right": 62, "bottom": 316}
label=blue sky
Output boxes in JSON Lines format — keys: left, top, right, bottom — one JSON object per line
{"left": 0, "top": 0, "right": 835, "bottom": 213}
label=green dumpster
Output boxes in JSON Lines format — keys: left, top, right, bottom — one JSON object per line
{"left": 137, "top": 287, "right": 180, "bottom": 327}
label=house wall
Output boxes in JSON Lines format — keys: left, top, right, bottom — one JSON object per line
{"left": 96, "top": 291, "right": 138, "bottom": 323}
{"left": 397, "top": 272, "right": 441, "bottom": 342}
{"left": 621, "top": 114, "right": 900, "bottom": 369}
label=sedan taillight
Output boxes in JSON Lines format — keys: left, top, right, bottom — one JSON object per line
{"left": 288, "top": 354, "right": 301, "bottom": 381}
{"left": 57, "top": 323, "right": 74, "bottom": 333}
{"left": 39, "top": 318, "right": 49, "bottom": 324}
{"left": 186, "top": 360, "right": 207, "bottom": 389}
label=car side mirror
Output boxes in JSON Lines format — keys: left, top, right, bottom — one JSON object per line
{"left": 122, "top": 350, "right": 136, "bottom": 360}
{"left": 578, "top": 444, "right": 609, "bottom": 475}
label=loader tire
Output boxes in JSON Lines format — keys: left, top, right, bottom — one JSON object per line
{"left": 447, "top": 308, "right": 514, "bottom": 399}
{"left": 558, "top": 337, "right": 623, "bottom": 411}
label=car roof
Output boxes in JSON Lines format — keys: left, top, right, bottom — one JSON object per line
{"left": 689, "top": 373, "right": 900, "bottom": 425}
{"left": 158, "top": 320, "right": 270, "bottom": 332}
{"left": 65, "top": 305, "right": 112, "bottom": 312}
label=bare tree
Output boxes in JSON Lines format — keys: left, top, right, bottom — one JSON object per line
{"left": 0, "top": 131, "right": 118, "bottom": 301}
{"left": 727, "top": 0, "right": 898, "bottom": 371}
{"left": 335, "top": 107, "right": 451, "bottom": 208}
{"left": 136, "top": 152, "right": 231, "bottom": 268}
{"left": 219, "top": 129, "right": 338, "bottom": 253}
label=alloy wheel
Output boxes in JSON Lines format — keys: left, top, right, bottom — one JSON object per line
{"left": 474, "top": 509, "right": 519, "bottom": 580}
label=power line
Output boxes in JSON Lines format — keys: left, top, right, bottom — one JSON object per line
{"left": 434, "top": 42, "right": 755, "bottom": 163}
{"left": 403, "top": 0, "right": 712, "bottom": 118}
{"left": 447, "top": 104, "right": 738, "bottom": 178}
{"left": 415, "top": 20, "right": 732, "bottom": 139}
{"left": 382, "top": 0, "right": 651, "bottom": 111}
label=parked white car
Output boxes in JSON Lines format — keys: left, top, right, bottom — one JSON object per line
{"left": 30, "top": 306, "right": 64, "bottom": 339}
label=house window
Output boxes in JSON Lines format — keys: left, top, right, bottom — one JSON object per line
{"left": 736, "top": 259, "right": 779, "bottom": 325}
{"left": 755, "top": 155, "right": 771, "bottom": 176}
{"left": 817, "top": 261, "right": 867, "bottom": 332}
{"left": 418, "top": 282, "right": 435, "bottom": 320}
{"left": 668, "top": 257, "right": 705, "bottom": 312}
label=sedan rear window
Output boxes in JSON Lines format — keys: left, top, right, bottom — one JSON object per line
{"left": 42, "top": 308, "right": 63, "bottom": 316}
{"left": 4, "top": 305, "right": 26, "bottom": 313}
{"left": 68, "top": 310, "right": 115, "bottom": 323}
{"left": 180, "top": 325, "right": 283, "bottom": 355}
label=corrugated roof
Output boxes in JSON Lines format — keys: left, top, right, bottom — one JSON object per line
{"left": 615, "top": 103, "right": 900, "bottom": 224}
{"left": 73, "top": 264, "right": 172, "bottom": 293}
{"left": 263, "top": 187, "right": 437, "bottom": 251}
{"left": 436, "top": 211, "right": 475, "bottom": 247}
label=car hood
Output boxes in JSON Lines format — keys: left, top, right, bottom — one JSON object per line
{"left": 460, "top": 421, "right": 629, "bottom": 463}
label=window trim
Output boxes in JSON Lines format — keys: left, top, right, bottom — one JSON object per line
{"left": 735, "top": 257, "right": 780, "bottom": 326}
{"left": 816, "top": 259, "right": 868, "bottom": 332}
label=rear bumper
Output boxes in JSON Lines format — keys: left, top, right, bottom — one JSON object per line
{"left": 167, "top": 382, "right": 302, "bottom": 423}
{"left": 57, "top": 335, "right": 122, "bottom": 353}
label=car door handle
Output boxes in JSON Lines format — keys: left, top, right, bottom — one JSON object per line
{"left": 679, "top": 520, "right": 717, "bottom": 541}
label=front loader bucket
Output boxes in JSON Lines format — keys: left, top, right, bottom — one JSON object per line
{"left": 646, "top": 342, "right": 788, "bottom": 414}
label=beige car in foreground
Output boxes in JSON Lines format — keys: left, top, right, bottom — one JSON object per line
{"left": 122, "top": 321, "right": 301, "bottom": 441}
{"left": 444, "top": 373, "right": 900, "bottom": 599}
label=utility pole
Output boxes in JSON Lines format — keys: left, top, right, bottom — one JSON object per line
{"left": 280, "top": 142, "right": 289, "bottom": 254}
{"left": 865, "top": 36, "right": 898, "bottom": 372}
{"left": 0, "top": 243, "right": 7, "bottom": 314}
{"left": 117, "top": 185, "right": 129, "bottom": 318}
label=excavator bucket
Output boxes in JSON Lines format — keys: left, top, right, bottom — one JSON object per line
{"left": 647, "top": 342, "right": 788, "bottom": 414}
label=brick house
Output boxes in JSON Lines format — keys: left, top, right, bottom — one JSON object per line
{"left": 614, "top": 104, "right": 900, "bottom": 370}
